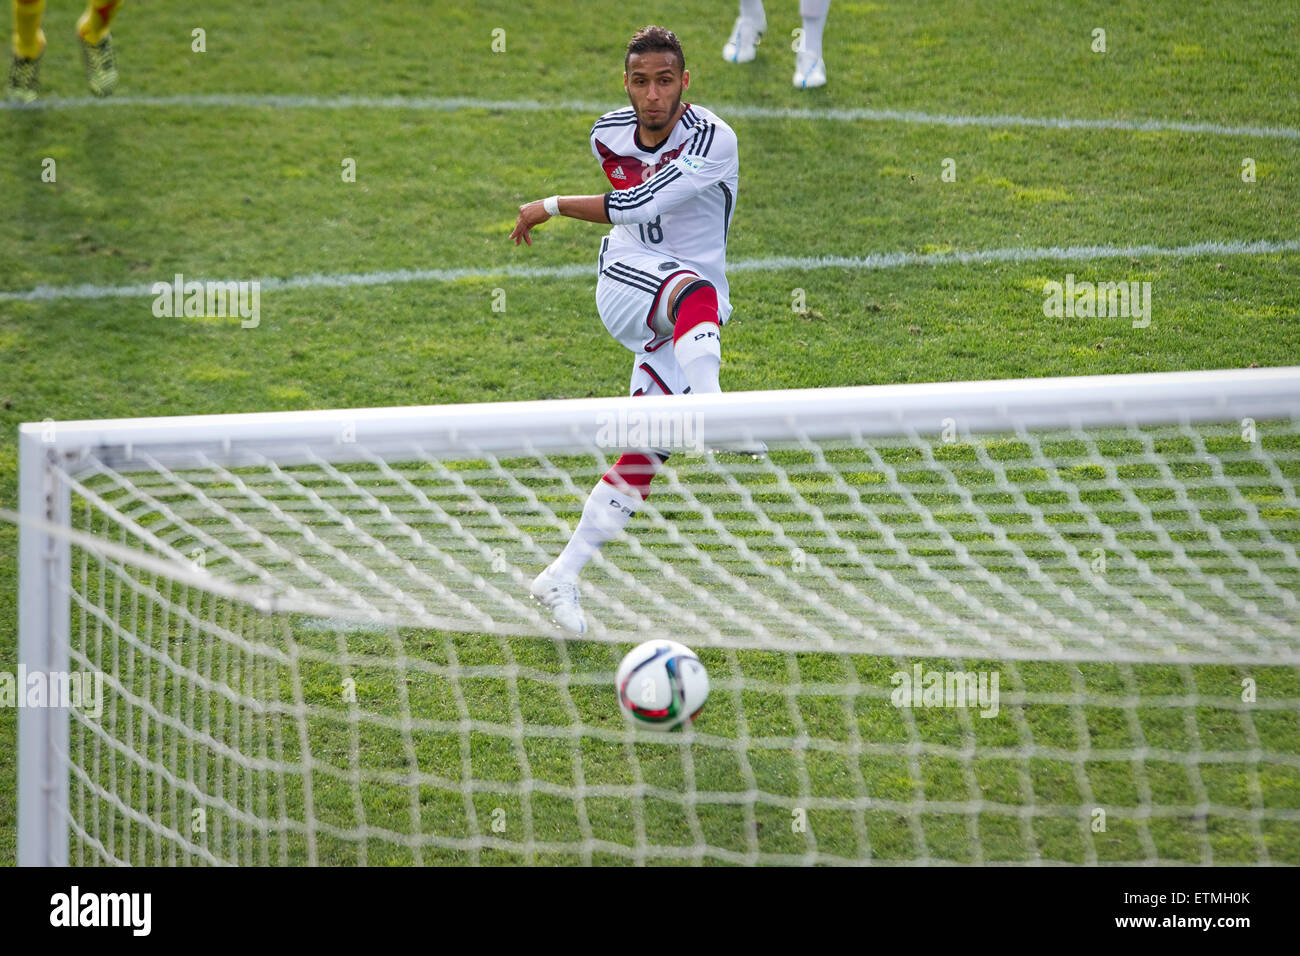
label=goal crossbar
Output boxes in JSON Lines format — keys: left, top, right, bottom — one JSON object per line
{"left": 19, "top": 365, "right": 1300, "bottom": 469}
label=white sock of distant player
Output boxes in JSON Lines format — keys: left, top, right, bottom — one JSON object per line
{"left": 548, "top": 482, "right": 642, "bottom": 581}
{"left": 740, "top": 0, "right": 765, "bottom": 23}
{"left": 800, "top": 0, "right": 830, "bottom": 59}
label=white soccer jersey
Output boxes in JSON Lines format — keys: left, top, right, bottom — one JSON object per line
{"left": 590, "top": 103, "right": 739, "bottom": 322}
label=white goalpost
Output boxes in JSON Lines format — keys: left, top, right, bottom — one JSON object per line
{"left": 15, "top": 366, "right": 1300, "bottom": 866}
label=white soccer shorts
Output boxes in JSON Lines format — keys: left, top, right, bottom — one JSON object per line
{"left": 594, "top": 240, "right": 712, "bottom": 397}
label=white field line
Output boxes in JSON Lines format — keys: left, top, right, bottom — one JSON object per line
{"left": 3, "top": 237, "right": 1298, "bottom": 304}
{"left": 3, "top": 93, "right": 1299, "bottom": 140}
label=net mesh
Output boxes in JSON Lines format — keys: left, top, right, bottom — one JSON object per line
{"left": 42, "top": 408, "right": 1300, "bottom": 865}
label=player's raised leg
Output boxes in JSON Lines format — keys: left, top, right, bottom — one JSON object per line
{"left": 531, "top": 451, "right": 664, "bottom": 633}
{"left": 7, "top": 0, "right": 45, "bottom": 102}
{"left": 722, "top": 0, "right": 766, "bottom": 63}
{"left": 664, "top": 276, "right": 722, "bottom": 395}
{"left": 794, "top": 0, "right": 830, "bottom": 88}
{"left": 76, "top": 0, "right": 120, "bottom": 97}
{"left": 662, "top": 275, "right": 767, "bottom": 455}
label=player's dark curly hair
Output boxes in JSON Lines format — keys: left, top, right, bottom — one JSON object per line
{"left": 625, "top": 25, "right": 685, "bottom": 73}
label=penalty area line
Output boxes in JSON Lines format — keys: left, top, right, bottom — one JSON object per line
{"left": 3, "top": 237, "right": 1299, "bottom": 304}
{"left": 3, "top": 92, "right": 1298, "bottom": 140}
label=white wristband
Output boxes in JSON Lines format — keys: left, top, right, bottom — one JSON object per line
{"left": 543, "top": 195, "right": 560, "bottom": 216}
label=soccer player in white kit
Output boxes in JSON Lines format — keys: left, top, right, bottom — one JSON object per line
{"left": 508, "top": 25, "right": 740, "bottom": 633}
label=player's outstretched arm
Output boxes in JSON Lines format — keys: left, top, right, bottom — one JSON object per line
{"left": 509, "top": 196, "right": 611, "bottom": 246}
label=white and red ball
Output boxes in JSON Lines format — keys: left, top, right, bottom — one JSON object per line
{"left": 615, "top": 640, "right": 710, "bottom": 732}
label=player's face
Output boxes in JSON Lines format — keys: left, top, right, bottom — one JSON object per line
{"left": 623, "top": 52, "right": 689, "bottom": 131}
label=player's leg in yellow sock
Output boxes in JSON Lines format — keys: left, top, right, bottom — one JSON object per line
{"left": 13, "top": 0, "right": 45, "bottom": 57}
{"left": 76, "top": 0, "right": 120, "bottom": 96}
{"left": 7, "top": 0, "right": 45, "bottom": 102}
{"left": 76, "top": 0, "right": 120, "bottom": 43}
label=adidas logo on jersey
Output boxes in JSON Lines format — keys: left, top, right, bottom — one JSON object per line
{"left": 611, "top": 165, "right": 627, "bottom": 179}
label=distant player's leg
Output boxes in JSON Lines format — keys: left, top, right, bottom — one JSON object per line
{"left": 76, "top": 0, "right": 120, "bottom": 96}
{"left": 531, "top": 450, "right": 665, "bottom": 633}
{"left": 7, "top": 0, "right": 45, "bottom": 102}
{"left": 794, "top": 0, "right": 829, "bottom": 88}
{"left": 722, "top": 0, "right": 766, "bottom": 63}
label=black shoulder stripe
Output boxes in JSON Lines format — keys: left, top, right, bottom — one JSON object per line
{"left": 700, "top": 122, "right": 717, "bottom": 157}
{"left": 684, "top": 125, "right": 706, "bottom": 154}
{"left": 680, "top": 122, "right": 714, "bottom": 158}
{"left": 590, "top": 109, "right": 637, "bottom": 136}
{"left": 591, "top": 119, "right": 638, "bottom": 137}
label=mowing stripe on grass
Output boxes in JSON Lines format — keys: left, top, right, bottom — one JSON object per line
{"left": 3, "top": 237, "right": 1298, "bottom": 304}
{"left": 4, "top": 93, "right": 1299, "bottom": 140}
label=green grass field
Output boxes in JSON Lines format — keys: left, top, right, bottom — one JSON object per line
{"left": 1, "top": 0, "right": 1298, "bottom": 865}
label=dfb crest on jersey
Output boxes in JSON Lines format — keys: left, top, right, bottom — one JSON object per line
{"left": 658, "top": 261, "right": 680, "bottom": 271}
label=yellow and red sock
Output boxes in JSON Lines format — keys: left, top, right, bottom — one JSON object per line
{"left": 13, "top": 0, "right": 46, "bottom": 59}
{"left": 76, "top": 0, "right": 120, "bottom": 44}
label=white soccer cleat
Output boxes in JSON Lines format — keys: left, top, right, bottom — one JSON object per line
{"left": 793, "top": 52, "right": 827, "bottom": 89}
{"left": 722, "top": 14, "right": 766, "bottom": 63}
{"left": 530, "top": 567, "right": 588, "bottom": 634}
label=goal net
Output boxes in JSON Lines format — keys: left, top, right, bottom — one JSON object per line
{"left": 16, "top": 367, "right": 1300, "bottom": 865}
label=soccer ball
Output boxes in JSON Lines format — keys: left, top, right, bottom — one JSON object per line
{"left": 615, "top": 640, "right": 710, "bottom": 732}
